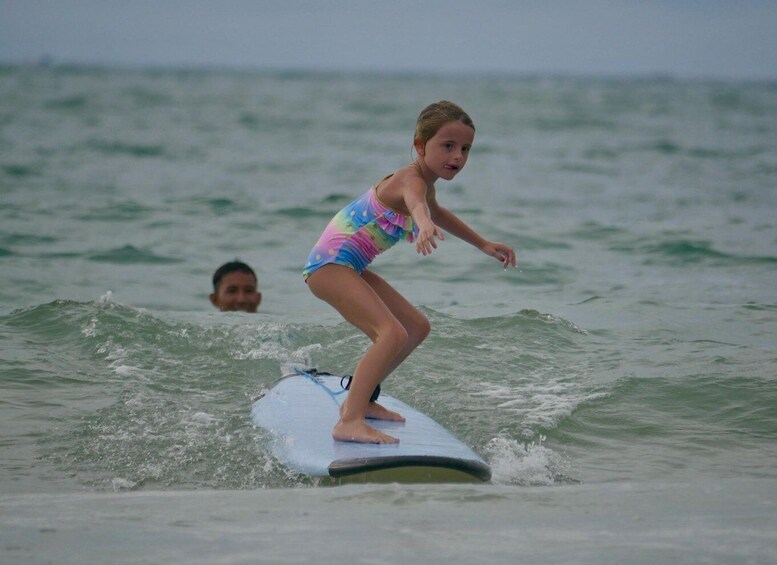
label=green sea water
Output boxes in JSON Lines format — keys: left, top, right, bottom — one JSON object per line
{"left": 1, "top": 66, "right": 776, "bottom": 563}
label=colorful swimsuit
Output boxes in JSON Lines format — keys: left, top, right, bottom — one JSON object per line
{"left": 302, "top": 179, "right": 418, "bottom": 281}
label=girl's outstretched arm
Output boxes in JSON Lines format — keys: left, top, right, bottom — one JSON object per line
{"left": 430, "top": 198, "right": 517, "bottom": 269}
{"left": 404, "top": 179, "right": 445, "bottom": 256}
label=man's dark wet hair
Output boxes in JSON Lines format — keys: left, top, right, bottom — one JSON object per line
{"left": 212, "top": 261, "right": 257, "bottom": 291}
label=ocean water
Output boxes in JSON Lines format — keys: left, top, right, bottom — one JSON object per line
{"left": 1, "top": 65, "right": 776, "bottom": 563}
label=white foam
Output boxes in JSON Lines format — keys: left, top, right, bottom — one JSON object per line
{"left": 111, "top": 364, "right": 137, "bottom": 376}
{"left": 190, "top": 412, "right": 217, "bottom": 425}
{"left": 484, "top": 436, "right": 571, "bottom": 486}
{"left": 472, "top": 370, "right": 607, "bottom": 433}
{"left": 98, "top": 290, "right": 114, "bottom": 304}
{"left": 110, "top": 477, "right": 137, "bottom": 491}
{"left": 81, "top": 316, "right": 98, "bottom": 337}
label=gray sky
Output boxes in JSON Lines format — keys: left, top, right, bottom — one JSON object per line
{"left": 2, "top": 0, "right": 776, "bottom": 79}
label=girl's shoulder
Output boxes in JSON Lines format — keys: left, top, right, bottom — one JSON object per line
{"left": 376, "top": 167, "right": 427, "bottom": 212}
{"left": 379, "top": 167, "right": 428, "bottom": 193}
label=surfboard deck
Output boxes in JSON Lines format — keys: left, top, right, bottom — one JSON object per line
{"left": 252, "top": 370, "right": 491, "bottom": 484}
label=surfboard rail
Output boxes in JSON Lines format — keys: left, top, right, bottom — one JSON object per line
{"left": 329, "top": 455, "right": 492, "bottom": 482}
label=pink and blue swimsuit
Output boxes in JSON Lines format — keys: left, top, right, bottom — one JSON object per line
{"left": 303, "top": 179, "right": 418, "bottom": 281}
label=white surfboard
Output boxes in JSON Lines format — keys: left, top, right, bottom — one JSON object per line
{"left": 252, "top": 369, "right": 491, "bottom": 483}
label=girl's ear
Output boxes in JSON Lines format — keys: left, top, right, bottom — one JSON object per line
{"left": 414, "top": 137, "right": 425, "bottom": 156}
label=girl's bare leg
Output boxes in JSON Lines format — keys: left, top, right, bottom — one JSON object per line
{"left": 307, "top": 265, "right": 408, "bottom": 444}
{"left": 360, "top": 269, "right": 430, "bottom": 420}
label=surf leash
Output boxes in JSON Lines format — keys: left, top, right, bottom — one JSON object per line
{"left": 295, "top": 368, "right": 346, "bottom": 406}
{"left": 294, "top": 368, "right": 381, "bottom": 404}
{"left": 340, "top": 375, "right": 381, "bottom": 403}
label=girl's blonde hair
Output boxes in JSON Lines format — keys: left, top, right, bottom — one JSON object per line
{"left": 414, "top": 101, "right": 475, "bottom": 148}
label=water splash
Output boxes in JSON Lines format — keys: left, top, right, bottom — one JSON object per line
{"left": 484, "top": 436, "right": 576, "bottom": 486}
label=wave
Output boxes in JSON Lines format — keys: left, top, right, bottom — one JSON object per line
{"left": 86, "top": 245, "right": 183, "bottom": 264}
{"left": 75, "top": 201, "right": 154, "bottom": 222}
{"left": 86, "top": 139, "right": 166, "bottom": 158}
{"left": 585, "top": 373, "right": 777, "bottom": 438}
{"left": 552, "top": 371, "right": 777, "bottom": 481}
{"left": 1, "top": 298, "right": 601, "bottom": 489}
{"left": 2, "top": 163, "right": 42, "bottom": 178}
{"left": 7, "top": 297, "right": 775, "bottom": 489}
{"left": 610, "top": 236, "right": 777, "bottom": 267}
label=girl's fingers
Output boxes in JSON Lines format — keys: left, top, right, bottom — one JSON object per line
{"left": 493, "top": 245, "right": 517, "bottom": 268}
{"left": 416, "top": 230, "right": 442, "bottom": 255}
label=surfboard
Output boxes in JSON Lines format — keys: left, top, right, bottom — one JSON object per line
{"left": 252, "top": 369, "right": 491, "bottom": 484}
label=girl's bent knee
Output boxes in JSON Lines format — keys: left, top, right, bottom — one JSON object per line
{"left": 406, "top": 314, "right": 430, "bottom": 347}
{"left": 382, "top": 321, "right": 409, "bottom": 351}
{"left": 416, "top": 315, "right": 431, "bottom": 342}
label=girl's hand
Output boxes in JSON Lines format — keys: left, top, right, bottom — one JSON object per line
{"left": 481, "top": 241, "right": 517, "bottom": 269}
{"left": 415, "top": 224, "right": 445, "bottom": 256}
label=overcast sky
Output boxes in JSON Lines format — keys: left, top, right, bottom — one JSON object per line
{"left": 2, "top": 0, "right": 776, "bottom": 79}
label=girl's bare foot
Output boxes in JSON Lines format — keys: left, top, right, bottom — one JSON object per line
{"left": 365, "top": 401, "right": 405, "bottom": 422}
{"left": 339, "top": 401, "right": 405, "bottom": 422}
{"left": 332, "top": 420, "right": 399, "bottom": 444}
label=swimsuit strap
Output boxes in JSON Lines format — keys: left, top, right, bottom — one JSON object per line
{"left": 372, "top": 174, "right": 410, "bottom": 218}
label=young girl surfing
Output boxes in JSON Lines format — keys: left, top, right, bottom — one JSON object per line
{"left": 303, "top": 101, "right": 516, "bottom": 444}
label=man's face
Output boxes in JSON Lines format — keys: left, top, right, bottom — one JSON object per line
{"left": 210, "top": 271, "right": 261, "bottom": 313}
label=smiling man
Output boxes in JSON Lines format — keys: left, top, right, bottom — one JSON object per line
{"left": 210, "top": 261, "right": 262, "bottom": 313}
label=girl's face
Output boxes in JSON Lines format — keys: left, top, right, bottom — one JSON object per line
{"left": 417, "top": 120, "right": 475, "bottom": 181}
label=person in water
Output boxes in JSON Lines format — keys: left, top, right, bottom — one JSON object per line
{"left": 210, "top": 260, "right": 262, "bottom": 313}
{"left": 303, "top": 101, "right": 517, "bottom": 444}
